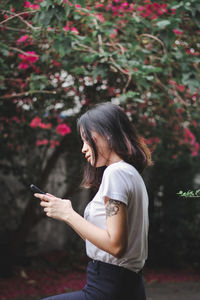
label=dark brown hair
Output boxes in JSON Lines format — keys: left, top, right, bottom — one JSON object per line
{"left": 77, "top": 102, "right": 152, "bottom": 188}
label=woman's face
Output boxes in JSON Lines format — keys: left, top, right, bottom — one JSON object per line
{"left": 81, "top": 131, "right": 112, "bottom": 167}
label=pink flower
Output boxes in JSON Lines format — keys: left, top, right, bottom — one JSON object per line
{"left": 63, "top": 0, "right": 72, "bottom": 4}
{"left": 137, "top": 6, "right": 145, "bottom": 11}
{"left": 30, "top": 116, "right": 52, "bottom": 129}
{"left": 50, "top": 140, "right": 60, "bottom": 148}
{"left": 171, "top": 9, "right": 176, "bottom": 15}
{"left": 52, "top": 60, "right": 61, "bottom": 66}
{"left": 36, "top": 139, "right": 49, "bottom": 146}
{"left": 17, "top": 35, "right": 29, "bottom": 43}
{"left": 19, "top": 51, "right": 39, "bottom": 63}
{"left": 95, "top": 3, "right": 104, "bottom": 8}
{"left": 110, "top": 29, "right": 118, "bottom": 38}
{"left": 63, "top": 25, "right": 70, "bottom": 31}
{"left": 145, "top": 137, "right": 160, "bottom": 145}
{"left": 176, "top": 84, "right": 185, "bottom": 92}
{"left": 191, "top": 142, "right": 200, "bottom": 156}
{"left": 18, "top": 62, "right": 29, "bottom": 69}
{"left": 30, "top": 116, "right": 41, "bottom": 128}
{"left": 40, "top": 123, "right": 52, "bottom": 129}
{"left": 186, "top": 49, "right": 199, "bottom": 56}
{"left": 192, "top": 120, "right": 197, "bottom": 127}
{"left": 121, "top": 2, "right": 129, "bottom": 8}
{"left": 71, "top": 27, "right": 79, "bottom": 34}
{"left": 24, "top": 1, "right": 32, "bottom": 8}
{"left": 173, "top": 29, "right": 183, "bottom": 35}
{"left": 25, "top": 1, "right": 39, "bottom": 9}
{"left": 63, "top": 26, "right": 79, "bottom": 34}
{"left": 12, "top": 116, "right": 20, "bottom": 123}
{"left": 94, "top": 13, "right": 105, "bottom": 22}
{"left": 56, "top": 124, "right": 71, "bottom": 136}
{"left": 184, "top": 128, "right": 196, "bottom": 145}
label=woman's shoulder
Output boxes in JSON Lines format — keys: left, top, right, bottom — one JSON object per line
{"left": 104, "top": 160, "right": 139, "bottom": 178}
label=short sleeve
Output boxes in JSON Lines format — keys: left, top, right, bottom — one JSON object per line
{"left": 101, "top": 166, "right": 130, "bottom": 205}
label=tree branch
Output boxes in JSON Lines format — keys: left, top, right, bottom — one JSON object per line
{"left": 10, "top": 46, "right": 39, "bottom": 57}
{"left": 93, "top": 17, "right": 104, "bottom": 55}
{"left": 0, "top": 90, "right": 56, "bottom": 100}
{"left": 140, "top": 33, "right": 166, "bottom": 54}
{"left": 0, "top": 10, "right": 37, "bottom": 26}
{"left": 0, "top": 24, "right": 30, "bottom": 33}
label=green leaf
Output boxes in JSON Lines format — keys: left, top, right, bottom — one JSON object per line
{"left": 156, "top": 20, "right": 171, "bottom": 29}
{"left": 141, "top": 65, "right": 163, "bottom": 73}
{"left": 92, "top": 65, "right": 108, "bottom": 79}
{"left": 0, "top": 42, "right": 10, "bottom": 56}
{"left": 119, "top": 91, "right": 144, "bottom": 103}
{"left": 54, "top": 36, "right": 72, "bottom": 57}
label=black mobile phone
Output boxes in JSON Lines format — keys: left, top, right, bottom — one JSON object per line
{"left": 30, "top": 184, "right": 46, "bottom": 194}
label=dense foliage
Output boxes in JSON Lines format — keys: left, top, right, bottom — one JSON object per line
{"left": 0, "top": 0, "right": 200, "bottom": 273}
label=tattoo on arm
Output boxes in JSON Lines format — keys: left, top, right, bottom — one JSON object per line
{"left": 106, "top": 199, "right": 121, "bottom": 217}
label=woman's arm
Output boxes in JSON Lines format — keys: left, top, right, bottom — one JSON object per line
{"left": 35, "top": 193, "right": 128, "bottom": 258}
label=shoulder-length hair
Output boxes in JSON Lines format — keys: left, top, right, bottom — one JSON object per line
{"left": 77, "top": 102, "right": 152, "bottom": 189}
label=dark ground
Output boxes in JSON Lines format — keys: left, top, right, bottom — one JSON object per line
{"left": 0, "top": 252, "right": 199, "bottom": 300}
{"left": 146, "top": 281, "right": 200, "bottom": 300}
{"left": 8, "top": 281, "right": 200, "bottom": 300}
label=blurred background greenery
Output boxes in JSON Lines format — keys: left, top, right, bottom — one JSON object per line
{"left": 0, "top": 0, "right": 200, "bottom": 278}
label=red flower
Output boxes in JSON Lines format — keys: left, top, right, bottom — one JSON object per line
{"left": 29, "top": 116, "right": 52, "bottom": 129}
{"left": 63, "top": 25, "right": 79, "bottom": 34}
{"left": 184, "top": 128, "right": 196, "bottom": 145}
{"left": 173, "top": 29, "right": 183, "bottom": 35}
{"left": 25, "top": 1, "right": 40, "bottom": 9}
{"left": 191, "top": 142, "right": 199, "bottom": 157}
{"left": 94, "top": 13, "right": 105, "bottom": 22}
{"left": 36, "top": 139, "right": 49, "bottom": 146}
{"left": 18, "top": 62, "right": 29, "bottom": 70}
{"left": 52, "top": 60, "right": 61, "bottom": 66}
{"left": 30, "top": 116, "right": 41, "bottom": 128}
{"left": 50, "top": 140, "right": 60, "bottom": 148}
{"left": 56, "top": 124, "right": 71, "bottom": 136}
{"left": 40, "top": 123, "right": 52, "bottom": 129}
{"left": 19, "top": 51, "right": 39, "bottom": 63}
{"left": 17, "top": 35, "right": 29, "bottom": 43}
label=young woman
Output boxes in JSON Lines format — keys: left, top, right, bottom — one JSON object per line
{"left": 34, "top": 102, "right": 152, "bottom": 300}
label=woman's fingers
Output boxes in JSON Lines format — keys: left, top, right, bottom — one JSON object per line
{"left": 34, "top": 193, "right": 52, "bottom": 202}
{"left": 46, "top": 193, "right": 54, "bottom": 197}
{"left": 40, "top": 201, "right": 49, "bottom": 207}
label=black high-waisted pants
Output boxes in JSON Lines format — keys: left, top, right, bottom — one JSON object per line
{"left": 42, "top": 260, "right": 146, "bottom": 300}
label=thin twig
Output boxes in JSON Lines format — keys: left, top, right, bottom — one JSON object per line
{"left": 10, "top": 47, "right": 39, "bottom": 57}
{"left": 109, "top": 57, "right": 129, "bottom": 75}
{"left": 18, "top": 15, "right": 40, "bottom": 31}
{"left": 0, "top": 10, "right": 37, "bottom": 25}
{"left": 93, "top": 17, "right": 104, "bottom": 54}
{"left": 74, "top": 43, "right": 98, "bottom": 54}
{"left": 0, "top": 90, "right": 57, "bottom": 100}
{"left": 140, "top": 33, "right": 166, "bottom": 54}
{"left": 105, "top": 42, "right": 125, "bottom": 55}
{"left": 123, "top": 74, "right": 132, "bottom": 93}
{"left": 0, "top": 25, "right": 30, "bottom": 33}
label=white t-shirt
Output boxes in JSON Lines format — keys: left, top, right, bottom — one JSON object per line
{"left": 84, "top": 160, "right": 149, "bottom": 273}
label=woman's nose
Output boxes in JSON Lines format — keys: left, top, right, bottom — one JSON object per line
{"left": 82, "top": 142, "right": 87, "bottom": 153}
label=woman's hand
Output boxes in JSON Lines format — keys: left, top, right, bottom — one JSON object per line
{"left": 34, "top": 193, "right": 74, "bottom": 222}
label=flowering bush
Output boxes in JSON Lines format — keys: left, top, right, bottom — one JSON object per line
{"left": 0, "top": 0, "right": 200, "bottom": 271}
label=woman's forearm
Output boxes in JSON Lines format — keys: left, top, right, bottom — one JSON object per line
{"left": 65, "top": 210, "right": 124, "bottom": 258}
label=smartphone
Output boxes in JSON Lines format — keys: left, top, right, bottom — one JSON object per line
{"left": 30, "top": 184, "right": 46, "bottom": 194}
